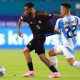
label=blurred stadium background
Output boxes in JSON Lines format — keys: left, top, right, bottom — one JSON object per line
{"left": 0, "top": 0, "right": 80, "bottom": 80}
{"left": 0, "top": 0, "right": 80, "bottom": 49}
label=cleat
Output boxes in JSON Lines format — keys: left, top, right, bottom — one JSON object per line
{"left": 23, "top": 71, "right": 35, "bottom": 77}
{"left": 48, "top": 72, "right": 61, "bottom": 78}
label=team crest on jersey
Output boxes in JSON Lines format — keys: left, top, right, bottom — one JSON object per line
{"left": 29, "top": 22, "right": 33, "bottom": 24}
{"left": 38, "top": 20, "right": 42, "bottom": 24}
{"left": 36, "top": 25, "right": 40, "bottom": 29}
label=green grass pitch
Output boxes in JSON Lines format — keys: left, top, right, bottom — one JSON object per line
{"left": 0, "top": 50, "right": 80, "bottom": 80}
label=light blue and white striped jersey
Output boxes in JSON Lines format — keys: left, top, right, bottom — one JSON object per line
{"left": 55, "top": 15, "right": 80, "bottom": 47}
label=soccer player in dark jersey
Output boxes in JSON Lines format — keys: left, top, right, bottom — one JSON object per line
{"left": 18, "top": 2, "right": 60, "bottom": 78}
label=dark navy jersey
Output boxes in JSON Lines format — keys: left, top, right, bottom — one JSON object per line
{"left": 19, "top": 12, "right": 56, "bottom": 36}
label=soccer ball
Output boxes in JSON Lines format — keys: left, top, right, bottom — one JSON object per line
{"left": 0, "top": 66, "right": 6, "bottom": 76}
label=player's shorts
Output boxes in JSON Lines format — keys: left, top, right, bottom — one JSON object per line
{"left": 54, "top": 44, "right": 74, "bottom": 58}
{"left": 26, "top": 35, "right": 46, "bottom": 55}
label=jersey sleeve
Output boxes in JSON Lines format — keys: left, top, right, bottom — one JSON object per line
{"left": 19, "top": 16, "right": 23, "bottom": 22}
{"left": 77, "top": 17, "right": 80, "bottom": 25}
{"left": 39, "top": 13, "right": 54, "bottom": 20}
{"left": 36, "top": 11, "right": 56, "bottom": 20}
{"left": 55, "top": 19, "right": 61, "bottom": 31}
{"left": 19, "top": 15, "right": 26, "bottom": 22}
{"left": 46, "top": 14, "right": 54, "bottom": 19}
{"left": 46, "top": 14, "right": 61, "bottom": 20}
{"left": 75, "top": 16, "right": 80, "bottom": 25}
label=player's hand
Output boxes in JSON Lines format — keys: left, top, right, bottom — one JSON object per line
{"left": 18, "top": 30, "right": 23, "bottom": 38}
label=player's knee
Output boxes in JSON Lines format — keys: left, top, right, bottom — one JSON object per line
{"left": 23, "top": 47, "right": 30, "bottom": 54}
{"left": 67, "top": 58, "right": 75, "bottom": 66}
{"left": 68, "top": 61, "right": 73, "bottom": 66}
{"left": 39, "top": 54, "right": 46, "bottom": 62}
{"left": 49, "top": 48, "right": 56, "bottom": 57}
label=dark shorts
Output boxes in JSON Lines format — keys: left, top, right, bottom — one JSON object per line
{"left": 26, "top": 35, "right": 46, "bottom": 55}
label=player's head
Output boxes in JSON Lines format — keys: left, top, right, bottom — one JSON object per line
{"left": 60, "top": 3, "right": 71, "bottom": 16}
{"left": 24, "top": 2, "right": 35, "bottom": 16}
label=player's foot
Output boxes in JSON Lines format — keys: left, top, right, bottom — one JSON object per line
{"left": 23, "top": 71, "right": 35, "bottom": 77}
{"left": 48, "top": 72, "right": 61, "bottom": 78}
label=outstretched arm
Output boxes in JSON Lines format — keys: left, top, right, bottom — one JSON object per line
{"left": 36, "top": 11, "right": 62, "bottom": 19}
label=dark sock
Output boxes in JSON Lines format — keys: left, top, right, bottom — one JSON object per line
{"left": 27, "top": 62, "right": 34, "bottom": 71}
{"left": 49, "top": 65, "right": 57, "bottom": 72}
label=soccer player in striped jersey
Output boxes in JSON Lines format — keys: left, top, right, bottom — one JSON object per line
{"left": 49, "top": 3, "right": 80, "bottom": 78}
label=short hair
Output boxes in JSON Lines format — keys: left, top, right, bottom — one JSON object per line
{"left": 61, "top": 3, "right": 71, "bottom": 9}
{"left": 24, "top": 2, "right": 34, "bottom": 8}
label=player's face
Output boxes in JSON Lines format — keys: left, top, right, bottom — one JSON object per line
{"left": 24, "top": 7, "right": 35, "bottom": 16}
{"left": 24, "top": 7, "right": 29, "bottom": 14}
{"left": 60, "top": 6, "right": 66, "bottom": 16}
{"left": 28, "top": 7, "right": 36, "bottom": 14}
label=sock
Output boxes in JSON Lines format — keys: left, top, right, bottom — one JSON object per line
{"left": 49, "top": 65, "right": 58, "bottom": 72}
{"left": 50, "top": 56, "right": 58, "bottom": 70}
{"left": 27, "top": 62, "right": 34, "bottom": 71}
{"left": 73, "top": 61, "right": 80, "bottom": 69}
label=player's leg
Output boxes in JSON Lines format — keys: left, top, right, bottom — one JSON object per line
{"left": 62, "top": 46, "right": 80, "bottom": 69}
{"left": 38, "top": 52, "right": 61, "bottom": 78}
{"left": 23, "top": 39, "right": 35, "bottom": 77}
{"left": 35, "top": 40, "right": 60, "bottom": 78}
{"left": 49, "top": 49, "right": 58, "bottom": 70}
{"left": 49, "top": 45, "right": 63, "bottom": 70}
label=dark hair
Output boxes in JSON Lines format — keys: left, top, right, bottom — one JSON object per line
{"left": 24, "top": 2, "right": 34, "bottom": 8}
{"left": 61, "top": 3, "right": 71, "bottom": 9}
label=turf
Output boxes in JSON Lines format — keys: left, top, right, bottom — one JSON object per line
{"left": 0, "top": 50, "right": 80, "bottom": 80}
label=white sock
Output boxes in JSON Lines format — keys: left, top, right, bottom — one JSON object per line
{"left": 73, "top": 61, "right": 80, "bottom": 69}
{"left": 50, "top": 56, "right": 58, "bottom": 70}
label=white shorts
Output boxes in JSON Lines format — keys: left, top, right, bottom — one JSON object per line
{"left": 54, "top": 44, "right": 74, "bottom": 59}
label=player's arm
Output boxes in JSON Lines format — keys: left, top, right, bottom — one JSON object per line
{"left": 36, "top": 11, "right": 48, "bottom": 16}
{"left": 18, "top": 17, "right": 23, "bottom": 38}
{"left": 37, "top": 11, "right": 62, "bottom": 19}
{"left": 18, "top": 10, "right": 28, "bottom": 37}
{"left": 54, "top": 19, "right": 61, "bottom": 32}
{"left": 47, "top": 13, "right": 62, "bottom": 19}
{"left": 78, "top": 18, "right": 80, "bottom": 26}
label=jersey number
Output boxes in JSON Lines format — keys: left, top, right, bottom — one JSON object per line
{"left": 65, "top": 25, "right": 76, "bottom": 38}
